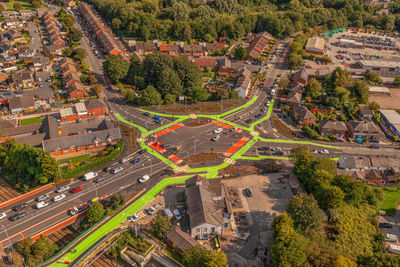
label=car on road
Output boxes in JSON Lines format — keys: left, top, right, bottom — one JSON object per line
{"left": 111, "top": 166, "right": 124, "bottom": 174}
{"left": 379, "top": 222, "right": 393, "bottom": 228}
{"left": 131, "top": 158, "right": 141, "bottom": 164}
{"left": 271, "top": 147, "right": 282, "bottom": 151}
{"left": 214, "top": 128, "right": 223, "bottom": 134}
{"left": 69, "top": 205, "right": 87, "bottom": 216}
{"left": 255, "top": 113, "right": 262, "bottom": 119}
{"left": 94, "top": 176, "right": 106, "bottom": 183}
{"left": 138, "top": 175, "right": 150, "bottom": 183}
{"left": 319, "top": 150, "right": 329, "bottom": 154}
{"left": 9, "top": 212, "right": 26, "bottom": 221}
{"left": 244, "top": 188, "right": 252, "bottom": 197}
{"left": 369, "top": 144, "right": 380, "bottom": 149}
{"left": 70, "top": 186, "right": 83, "bottom": 194}
{"left": 245, "top": 119, "right": 252, "bottom": 124}
{"left": 36, "top": 201, "right": 49, "bottom": 209}
{"left": 52, "top": 194, "right": 66, "bottom": 202}
{"left": 273, "top": 151, "right": 284, "bottom": 156}
{"left": 258, "top": 146, "right": 269, "bottom": 151}
{"left": 119, "top": 157, "right": 129, "bottom": 164}
{"left": 36, "top": 194, "right": 49, "bottom": 202}
{"left": 211, "top": 135, "right": 221, "bottom": 141}
{"left": 138, "top": 149, "right": 146, "bottom": 155}
{"left": 312, "top": 150, "right": 318, "bottom": 154}
{"left": 261, "top": 108, "right": 267, "bottom": 112}
{"left": 230, "top": 126, "right": 238, "bottom": 132}
{"left": 0, "top": 213, "right": 6, "bottom": 220}
{"left": 13, "top": 203, "right": 27, "bottom": 211}
{"left": 56, "top": 185, "right": 70, "bottom": 193}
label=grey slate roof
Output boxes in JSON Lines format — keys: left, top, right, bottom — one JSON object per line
{"left": 8, "top": 95, "right": 34, "bottom": 110}
{"left": 42, "top": 127, "right": 121, "bottom": 152}
{"left": 85, "top": 99, "right": 105, "bottom": 110}
{"left": 165, "top": 226, "right": 197, "bottom": 252}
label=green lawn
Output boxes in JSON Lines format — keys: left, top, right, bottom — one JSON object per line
{"left": 20, "top": 117, "right": 44, "bottom": 126}
{"left": 378, "top": 187, "right": 400, "bottom": 215}
{"left": 57, "top": 154, "right": 92, "bottom": 165}
{"left": 7, "top": 0, "right": 34, "bottom": 10}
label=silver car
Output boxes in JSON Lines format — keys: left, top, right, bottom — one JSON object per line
{"left": 56, "top": 185, "right": 70, "bottom": 193}
{"left": 36, "top": 194, "right": 49, "bottom": 202}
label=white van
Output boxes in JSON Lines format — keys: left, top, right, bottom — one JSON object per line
{"left": 389, "top": 244, "right": 400, "bottom": 254}
{"left": 163, "top": 208, "right": 173, "bottom": 220}
{"left": 386, "top": 233, "right": 398, "bottom": 242}
{"left": 173, "top": 209, "right": 182, "bottom": 221}
{"left": 83, "top": 172, "right": 98, "bottom": 181}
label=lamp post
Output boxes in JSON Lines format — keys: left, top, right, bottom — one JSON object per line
{"left": 2, "top": 225, "right": 12, "bottom": 250}
{"left": 148, "top": 158, "right": 152, "bottom": 176}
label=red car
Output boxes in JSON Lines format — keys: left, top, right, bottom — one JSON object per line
{"left": 70, "top": 186, "right": 83, "bottom": 193}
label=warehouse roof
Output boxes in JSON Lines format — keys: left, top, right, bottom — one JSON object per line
{"left": 305, "top": 37, "right": 325, "bottom": 51}
{"left": 358, "top": 60, "right": 400, "bottom": 68}
{"left": 379, "top": 109, "right": 400, "bottom": 124}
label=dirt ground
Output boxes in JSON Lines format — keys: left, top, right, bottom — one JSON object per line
{"left": 0, "top": 178, "right": 20, "bottom": 204}
{"left": 157, "top": 100, "right": 243, "bottom": 115}
{"left": 272, "top": 118, "right": 294, "bottom": 137}
{"left": 369, "top": 88, "right": 400, "bottom": 110}
{"left": 120, "top": 124, "right": 138, "bottom": 152}
{"left": 185, "top": 120, "right": 211, "bottom": 127}
{"left": 183, "top": 152, "right": 223, "bottom": 164}
{"left": 219, "top": 161, "right": 282, "bottom": 177}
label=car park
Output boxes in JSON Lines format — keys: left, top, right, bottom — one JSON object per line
{"left": 9, "top": 212, "right": 26, "bottom": 221}
{"left": 36, "top": 201, "right": 49, "bottom": 209}
{"left": 244, "top": 188, "right": 252, "bottom": 197}
{"left": 214, "top": 128, "right": 223, "bottom": 134}
{"left": 52, "top": 194, "right": 66, "bottom": 202}
{"left": 211, "top": 135, "right": 220, "bottom": 141}
{"left": 56, "top": 185, "right": 70, "bottom": 193}
{"left": 70, "top": 186, "right": 83, "bottom": 194}
{"left": 13, "top": 203, "right": 27, "bottom": 211}
{"left": 0, "top": 213, "right": 6, "bottom": 220}
{"left": 138, "top": 175, "right": 150, "bottom": 183}
{"left": 36, "top": 194, "right": 49, "bottom": 202}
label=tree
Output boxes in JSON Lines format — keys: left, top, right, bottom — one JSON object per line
{"left": 369, "top": 101, "right": 380, "bottom": 111}
{"left": 182, "top": 246, "right": 227, "bottom": 267}
{"left": 163, "top": 93, "right": 176, "bottom": 105}
{"left": 111, "top": 18, "right": 122, "bottom": 30}
{"left": 31, "top": 0, "right": 41, "bottom": 8}
{"left": 62, "top": 47, "right": 73, "bottom": 57}
{"left": 79, "top": 202, "right": 105, "bottom": 230}
{"left": 89, "top": 74, "right": 97, "bottom": 85}
{"left": 68, "top": 27, "right": 83, "bottom": 43}
{"left": 13, "top": 2, "right": 22, "bottom": 10}
{"left": 103, "top": 55, "right": 129, "bottom": 83}
{"left": 109, "top": 194, "right": 125, "bottom": 211}
{"left": 233, "top": 46, "right": 247, "bottom": 60}
{"left": 188, "top": 86, "right": 209, "bottom": 102}
{"left": 0, "top": 4, "right": 5, "bottom": 12}
{"left": 331, "top": 67, "right": 352, "bottom": 88}
{"left": 62, "top": 15, "right": 76, "bottom": 29}
{"left": 278, "top": 77, "right": 290, "bottom": 89}
{"left": 288, "top": 53, "right": 303, "bottom": 69}
{"left": 286, "top": 194, "right": 324, "bottom": 235}
{"left": 373, "top": 112, "right": 381, "bottom": 123}
{"left": 72, "top": 48, "right": 87, "bottom": 61}
{"left": 351, "top": 80, "right": 369, "bottom": 104}
{"left": 141, "top": 85, "right": 162, "bottom": 106}
{"left": 305, "top": 78, "right": 323, "bottom": 99}
{"left": 152, "top": 215, "right": 172, "bottom": 239}
{"left": 364, "top": 71, "right": 383, "bottom": 85}
{"left": 206, "top": 250, "right": 228, "bottom": 267}
{"left": 394, "top": 76, "right": 400, "bottom": 87}
{"left": 93, "top": 84, "right": 104, "bottom": 97}
{"left": 334, "top": 86, "right": 350, "bottom": 104}
{"left": 290, "top": 146, "right": 315, "bottom": 184}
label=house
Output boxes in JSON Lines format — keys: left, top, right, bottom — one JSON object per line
{"left": 218, "top": 58, "right": 234, "bottom": 75}
{"left": 293, "top": 106, "right": 316, "bottom": 126}
{"left": 0, "top": 72, "right": 9, "bottom": 84}
{"left": 234, "top": 69, "right": 252, "bottom": 98}
{"left": 185, "top": 176, "right": 229, "bottom": 240}
{"left": 165, "top": 226, "right": 198, "bottom": 254}
{"left": 347, "top": 120, "right": 379, "bottom": 138}
{"left": 19, "top": 10, "right": 35, "bottom": 19}
{"left": 18, "top": 47, "right": 35, "bottom": 60}
{"left": 286, "top": 91, "right": 302, "bottom": 108}
{"left": 319, "top": 120, "right": 348, "bottom": 137}
{"left": 63, "top": 72, "right": 81, "bottom": 88}
{"left": 292, "top": 69, "right": 308, "bottom": 84}
{"left": 2, "top": 11, "right": 19, "bottom": 18}
{"left": 60, "top": 100, "right": 107, "bottom": 122}
{"left": 11, "top": 70, "right": 34, "bottom": 89}
{"left": 6, "top": 30, "right": 26, "bottom": 45}
{"left": 359, "top": 109, "right": 375, "bottom": 120}
{"left": 305, "top": 37, "right": 326, "bottom": 55}
{"left": 159, "top": 43, "right": 169, "bottom": 54}
{"left": 168, "top": 44, "right": 180, "bottom": 57}
{"left": 32, "top": 57, "right": 50, "bottom": 71}
{"left": 193, "top": 58, "right": 217, "bottom": 70}
{"left": 67, "top": 81, "right": 88, "bottom": 99}
{"left": 246, "top": 32, "right": 274, "bottom": 60}
{"left": 41, "top": 116, "right": 122, "bottom": 158}
{"left": 4, "top": 18, "right": 23, "bottom": 29}
{"left": 8, "top": 95, "right": 35, "bottom": 114}
{"left": 44, "top": 45, "right": 64, "bottom": 56}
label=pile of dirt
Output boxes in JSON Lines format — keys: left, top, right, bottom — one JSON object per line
{"left": 185, "top": 120, "right": 211, "bottom": 127}
{"left": 219, "top": 162, "right": 282, "bottom": 177}
{"left": 184, "top": 152, "right": 223, "bottom": 164}
{"left": 272, "top": 118, "right": 294, "bottom": 137}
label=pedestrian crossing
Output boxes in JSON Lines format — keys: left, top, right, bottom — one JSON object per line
{"left": 224, "top": 158, "right": 236, "bottom": 164}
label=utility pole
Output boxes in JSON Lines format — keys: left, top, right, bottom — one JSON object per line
{"left": 2, "top": 225, "right": 12, "bottom": 250}
{"left": 148, "top": 158, "right": 152, "bottom": 176}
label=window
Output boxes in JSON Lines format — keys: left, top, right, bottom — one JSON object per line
{"left": 196, "top": 228, "right": 200, "bottom": 233}
{"left": 203, "top": 227, "right": 207, "bottom": 231}
{"left": 78, "top": 146, "right": 81, "bottom": 151}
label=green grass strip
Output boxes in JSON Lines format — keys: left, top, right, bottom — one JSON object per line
{"left": 50, "top": 175, "right": 196, "bottom": 266}
{"left": 217, "top": 96, "right": 258, "bottom": 118}
{"left": 249, "top": 99, "right": 275, "bottom": 131}
{"left": 20, "top": 117, "right": 45, "bottom": 126}
{"left": 115, "top": 113, "right": 147, "bottom": 135}
{"left": 259, "top": 137, "right": 342, "bottom": 150}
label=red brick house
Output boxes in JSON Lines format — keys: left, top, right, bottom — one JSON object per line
{"left": 67, "top": 81, "right": 88, "bottom": 99}
{"left": 60, "top": 100, "right": 107, "bottom": 122}
{"left": 293, "top": 106, "right": 316, "bottom": 126}
{"left": 319, "top": 120, "right": 348, "bottom": 137}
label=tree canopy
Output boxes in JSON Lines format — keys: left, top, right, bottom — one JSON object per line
{"left": 233, "top": 46, "right": 247, "bottom": 60}
{"left": 151, "top": 214, "right": 172, "bottom": 239}
{"left": 103, "top": 55, "right": 130, "bottom": 83}
{"left": 182, "top": 246, "right": 228, "bottom": 267}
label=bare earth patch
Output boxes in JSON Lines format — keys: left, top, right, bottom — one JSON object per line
{"left": 183, "top": 152, "right": 223, "bottom": 164}
{"left": 272, "top": 118, "right": 294, "bottom": 137}
{"left": 369, "top": 88, "right": 400, "bottom": 110}
{"left": 185, "top": 120, "right": 211, "bottom": 127}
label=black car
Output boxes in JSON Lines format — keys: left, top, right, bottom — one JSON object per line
{"left": 245, "top": 119, "right": 252, "bottom": 124}
{"left": 138, "top": 149, "right": 146, "bottom": 155}
{"left": 9, "top": 212, "right": 26, "bottom": 221}
{"left": 94, "top": 176, "right": 106, "bottom": 183}
{"left": 244, "top": 188, "right": 252, "bottom": 197}
{"left": 369, "top": 144, "right": 380, "bottom": 149}
{"left": 13, "top": 203, "right": 27, "bottom": 212}
{"left": 273, "top": 151, "right": 284, "bottom": 156}
{"left": 260, "top": 151, "right": 272, "bottom": 155}
{"left": 257, "top": 146, "right": 270, "bottom": 151}
{"left": 379, "top": 222, "right": 393, "bottom": 228}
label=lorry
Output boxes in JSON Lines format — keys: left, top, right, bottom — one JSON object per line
{"left": 69, "top": 205, "right": 88, "bottom": 216}
{"left": 130, "top": 211, "right": 146, "bottom": 222}
{"left": 83, "top": 172, "right": 98, "bottom": 181}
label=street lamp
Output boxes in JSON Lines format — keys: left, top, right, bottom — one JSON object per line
{"left": 148, "top": 158, "right": 152, "bottom": 176}
{"left": 2, "top": 225, "right": 12, "bottom": 250}
{"left": 193, "top": 139, "right": 199, "bottom": 156}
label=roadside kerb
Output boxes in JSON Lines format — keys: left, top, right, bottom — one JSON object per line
{"left": 259, "top": 137, "right": 342, "bottom": 150}
{"left": 50, "top": 175, "right": 196, "bottom": 267}
{"left": 0, "top": 183, "right": 53, "bottom": 210}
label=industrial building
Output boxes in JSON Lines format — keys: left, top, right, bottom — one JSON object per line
{"left": 357, "top": 60, "right": 400, "bottom": 78}
{"left": 305, "top": 37, "right": 326, "bottom": 55}
{"left": 368, "top": 86, "right": 390, "bottom": 95}
{"left": 379, "top": 109, "right": 400, "bottom": 139}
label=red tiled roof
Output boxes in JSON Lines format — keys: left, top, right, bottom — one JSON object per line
{"left": 159, "top": 44, "right": 169, "bottom": 52}
{"left": 194, "top": 58, "right": 217, "bottom": 67}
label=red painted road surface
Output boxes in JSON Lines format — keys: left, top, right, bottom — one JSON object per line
{"left": 211, "top": 120, "right": 242, "bottom": 133}
{"left": 168, "top": 155, "right": 183, "bottom": 164}
{"left": 148, "top": 142, "right": 166, "bottom": 153}
{"left": 223, "top": 137, "right": 249, "bottom": 157}
{"left": 154, "top": 123, "right": 184, "bottom": 137}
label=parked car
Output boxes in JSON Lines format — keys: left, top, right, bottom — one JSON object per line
{"left": 36, "top": 194, "right": 49, "bottom": 202}
{"left": 214, "top": 128, "right": 223, "bottom": 134}
{"left": 13, "top": 203, "right": 27, "bottom": 211}
{"left": 244, "top": 188, "right": 252, "bottom": 197}
{"left": 379, "top": 222, "right": 393, "bottom": 228}
{"left": 211, "top": 135, "right": 221, "bottom": 141}
{"left": 9, "top": 212, "right": 26, "bottom": 221}
{"left": 386, "top": 233, "right": 398, "bottom": 242}
{"left": 70, "top": 186, "right": 83, "bottom": 194}
{"left": 52, "top": 194, "right": 66, "bottom": 202}
{"left": 0, "top": 212, "right": 6, "bottom": 220}
{"left": 56, "top": 185, "right": 70, "bottom": 193}
{"left": 173, "top": 209, "right": 182, "bottom": 221}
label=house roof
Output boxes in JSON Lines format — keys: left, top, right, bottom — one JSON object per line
{"left": 166, "top": 226, "right": 197, "bottom": 252}
{"left": 294, "top": 106, "right": 315, "bottom": 120}
{"left": 347, "top": 120, "right": 379, "bottom": 133}
{"left": 305, "top": 36, "right": 325, "bottom": 52}
{"left": 292, "top": 69, "right": 308, "bottom": 83}
{"left": 194, "top": 58, "right": 217, "bottom": 68}
{"left": 287, "top": 91, "right": 302, "bottom": 104}
{"left": 319, "top": 120, "right": 347, "bottom": 131}
{"left": 85, "top": 99, "right": 105, "bottom": 110}
{"left": 42, "top": 127, "right": 121, "bottom": 152}
{"left": 8, "top": 95, "right": 34, "bottom": 110}
{"left": 1, "top": 122, "right": 41, "bottom": 137}
{"left": 0, "top": 118, "right": 15, "bottom": 129}
{"left": 60, "top": 106, "right": 77, "bottom": 118}
{"left": 159, "top": 44, "right": 169, "bottom": 52}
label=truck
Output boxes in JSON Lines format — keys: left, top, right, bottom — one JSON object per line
{"left": 83, "top": 172, "right": 98, "bottom": 181}
{"left": 130, "top": 211, "right": 146, "bottom": 222}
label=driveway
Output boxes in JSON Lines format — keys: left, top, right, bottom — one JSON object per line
{"left": 23, "top": 71, "right": 53, "bottom": 99}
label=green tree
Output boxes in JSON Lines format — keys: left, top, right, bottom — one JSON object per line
{"left": 157, "top": 67, "right": 183, "bottom": 97}
{"left": 62, "top": 15, "right": 76, "bottom": 29}
{"left": 68, "top": 27, "right": 83, "bottom": 43}
{"left": 334, "top": 86, "right": 350, "bottom": 103}
{"left": 373, "top": 112, "right": 381, "bottom": 123}
{"left": 278, "top": 77, "right": 290, "bottom": 89}
{"left": 206, "top": 250, "right": 228, "bottom": 267}
{"left": 79, "top": 202, "right": 105, "bottom": 230}
{"left": 152, "top": 215, "right": 172, "bottom": 239}
{"left": 72, "top": 48, "right": 87, "bottom": 61}
{"left": 110, "top": 194, "right": 125, "bottom": 211}
{"left": 111, "top": 18, "right": 122, "bottom": 31}
{"left": 141, "top": 85, "right": 162, "bottom": 106}
{"left": 305, "top": 78, "right": 323, "bottom": 99}
{"left": 364, "top": 71, "right": 383, "bottom": 85}
{"left": 369, "top": 101, "right": 380, "bottom": 111}
{"left": 103, "top": 55, "right": 129, "bottom": 83}
{"left": 331, "top": 67, "right": 352, "bottom": 88}
{"left": 290, "top": 146, "right": 315, "bottom": 184}
{"left": 31, "top": 235, "right": 58, "bottom": 261}
{"left": 288, "top": 53, "right": 303, "bottom": 69}
{"left": 313, "top": 157, "right": 337, "bottom": 176}
{"left": 188, "top": 86, "right": 209, "bottom": 102}
{"left": 163, "top": 93, "right": 176, "bottom": 104}
{"left": 394, "top": 76, "right": 400, "bottom": 87}
{"left": 93, "top": 84, "right": 104, "bottom": 97}
{"left": 233, "top": 46, "right": 247, "bottom": 60}
{"left": 13, "top": 2, "right": 22, "bottom": 10}
{"left": 182, "top": 246, "right": 227, "bottom": 267}
{"left": 286, "top": 194, "right": 324, "bottom": 235}
{"left": 351, "top": 80, "right": 369, "bottom": 104}
{"left": 62, "top": 47, "right": 73, "bottom": 57}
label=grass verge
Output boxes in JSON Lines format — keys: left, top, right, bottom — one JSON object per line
{"left": 378, "top": 187, "right": 400, "bottom": 215}
{"left": 20, "top": 117, "right": 44, "bottom": 125}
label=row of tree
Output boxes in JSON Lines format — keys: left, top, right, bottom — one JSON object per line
{"left": 271, "top": 145, "right": 398, "bottom": 266}
{"left": 103, "top": 53, "right": 210, "bottom": 105}
{"left": 86, "top": 0, "right": 400, "bottom": 42}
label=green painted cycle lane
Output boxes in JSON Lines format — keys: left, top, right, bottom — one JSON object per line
{"left": 249, "top": 99, "right": 275, "bottom": 132}
{"left": 50, "top": 175, "right": 196, "bottom": 267}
